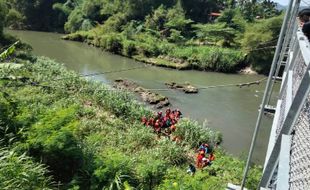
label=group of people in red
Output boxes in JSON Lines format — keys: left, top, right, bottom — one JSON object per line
{"left": 141, "top": 108, "right": 216, "bottom": 175}
{"left": 141, "top": 108, "right": 182, "bottom": 138}
{"left": 186, "top": 143, "right": 216, "bottom": 176}
{"left": 196, "top": 143, "right": 215, "bottom": 169}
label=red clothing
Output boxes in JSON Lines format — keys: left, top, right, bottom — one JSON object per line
{"left": 154, "top": 122, "right": 161, "bottom": 132}
{"left": 196, "top": 154, "right": 204, "bottom": 168}
{"left": 197, "top": 154, "right": 204, "bottom": 162}
{"left": 208, "top": 154, "right": 215, "bottom": 161}
{"left": 148, "top": 118, "right": 154, "bottom": 126}
{"left": 141, "top": 117, "right": 147, "bottom": 125}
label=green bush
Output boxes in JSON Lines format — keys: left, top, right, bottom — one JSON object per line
{"left": 135, "top": 152, "right": 168, "bottom": 189}
{"left": 175, "top": 119, "right": 223, "bottom": 148}
{"left": 92, "top": 149, "right": 135, "bottom": 189}
{"left": 100, "top": 33, "right": 123, "bottom": 53}
{"left": 65, "top": 8, "right": 84, "bottom": 33}
{"left": 157, "top": 167, "right": 224, "bottom": 190}
{"left": 0, "top": 148, "right": 53, "bottom": 190}
{"left": 5, "top": 9, "right": 24, "bottom": 29}
{"left": 26, "top": 106, "right": 83, "bottom": 183}
{"left": 122, "top": 39, "right": 137, "bottom": 57}
{"left": 168, "top": 46, "right": 245, "bottom": 72}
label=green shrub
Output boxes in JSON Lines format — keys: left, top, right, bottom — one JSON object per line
{"left": 26, "top": 106, "right": 83, "bottom": 183}
{"left": 99, "top": 13, "right": 128, "bottom": 34}
{"left": 100, "top": 33, "right": 123, "bottom": 54}
{"left": 157, "top": 167, "right": 224, "bottom": 190}
{"left": 168, "top": 46, "right": 245, "bottom": 72}
{"left": 92, "top": 149, "right": 135, "bottom": 189}
{"left": 135, "top": 152, "right": 168, "bottom": 189}
{"left": 5, "top": 9, "right": 24, "bottom": 29}
{"left": 65, "top": 8, "right": 84, "bottom": 33}
{"left": 0, "top": 148, "right": 53, "bottom": 190}
{"left": 175, "top": 119, "right": 222, "bottom": 148}
{"left": 122, "top": 40, "right": 137, "bottom": 57}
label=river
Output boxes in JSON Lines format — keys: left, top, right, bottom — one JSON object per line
{"left": 9, "top": 30, "right": 278, "bottom": 163}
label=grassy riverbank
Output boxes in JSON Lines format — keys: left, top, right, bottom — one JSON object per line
{"left": 0, "top": 52, "right": 262, "bottom": 189}
{"left": 62, "top": 30, "right": 245, "bottom": 73}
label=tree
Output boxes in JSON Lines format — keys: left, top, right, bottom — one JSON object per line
{"left": 216, "top": 8, "right": 247, "bottom": 36}
{"left": 125, "top": 0, "right": 176, "bottom": 20}
{"left": 5, "top": 8, "right": 24, "bottom": 29}
{"left": 145, "top": 5, "right": 193, "bottom": 41}
{"left": 64, "top": 7, "right": 84, "bottom": 33}
{"left": 180, "top": 0, "right": 219, "bottom": 23}
{"left": 241, "top": 14, "right": 283, "bottom": 73}
{"left": 0, "top": 0, "right": 8, "bottom": 35}
{"left": 4, "top": 0, "right": 67, "bottom": 31}
{"left": 195, "top": 23, "right": 237, "bottom": 47}
{"left": 145, "top": 5, "right": 167, "bottom": 31}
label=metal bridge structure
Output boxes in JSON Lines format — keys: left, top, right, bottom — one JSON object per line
{"left": 239, "top": 0, "right": 310, "bottom": 189}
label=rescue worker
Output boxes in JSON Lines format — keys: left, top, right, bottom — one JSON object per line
{"left": 198, "top": 143, "right": 209, "bottom": 154}
{"left": 165, "top": 108, "right": 171, "bottom": 118}
{"left": 175, "top": 109, "right": 182, "bottom": 120}
{"left": 154, "top": 119, "right": 161, "bottom": 134}
{"left": 170, "top": 125, "right": 176, "bottom": 132}
{"left": 148, "top": 118, "right": 154, "bottom": 127}
{"left": 155, "top": 111, "right": 163, "bottom": 121}
{"left": 208, "top": 152, "right": 215, "bottom": 163}
{"left": 196, "top": 150, "right": 205, "bottom": 169}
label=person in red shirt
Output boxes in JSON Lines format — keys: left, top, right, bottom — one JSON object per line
{"left": 170, "top": 125, "right": 176, "bottom": 132}
{"left": 154, "top": 119, "right": 161, "bottom": 133}
{"left": 165, "top": 108, "right": 171, "bottom": 118}
{"left": 196, "top": 150, "right": 205, "bottom": 169}
{"left": 148, "top": 118, "right": 154, "bottom": 127}
{"left": 141, "top": 116, "right": 147, "bottom": 126}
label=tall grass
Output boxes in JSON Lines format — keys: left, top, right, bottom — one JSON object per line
{"left": 169, "top": 46, "right": 245, "bottom": 72}
{"left": 0, "top": 148, "right": 53, "bottom": 190}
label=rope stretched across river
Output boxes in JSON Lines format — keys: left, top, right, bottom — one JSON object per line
{"left": 1, "top": 63, "right": 267, "bottom": 91}
{"left": 139, "top": 77, "right": 268, "bottom": 91}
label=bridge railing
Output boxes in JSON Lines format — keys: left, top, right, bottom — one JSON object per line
{"left": 260, "top": 21, "right": 310, "bottom": 189}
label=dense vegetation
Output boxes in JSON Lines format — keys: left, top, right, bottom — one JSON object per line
{"left": 0, "top": 1, "right": 282, "bottom": 188}
{"left": 0, "top": 37, "right": 262, "bottom": 189}
{"left": 2, "top": 0, "right": 283, "bottom": 73}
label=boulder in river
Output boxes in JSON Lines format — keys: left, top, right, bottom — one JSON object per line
{"left": 165, "top": 82, "right": 198, "bottom": 94}
{"left": 114, "top": 79, "right": 170, "bottom": 108}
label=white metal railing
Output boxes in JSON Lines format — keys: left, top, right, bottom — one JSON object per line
{"left": 260, "top": 21, "right": 310, "bottom": 189}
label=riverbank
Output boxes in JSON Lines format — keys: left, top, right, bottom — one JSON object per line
{"left": 0, "top": 47, "right": 262, "bottom": 189}
{"left": 62, "top": 31, "right": 246, "bottom": 73}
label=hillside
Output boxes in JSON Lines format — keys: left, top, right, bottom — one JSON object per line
{"left": 0, "top": 40, "right": 262, "bottom": 189}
